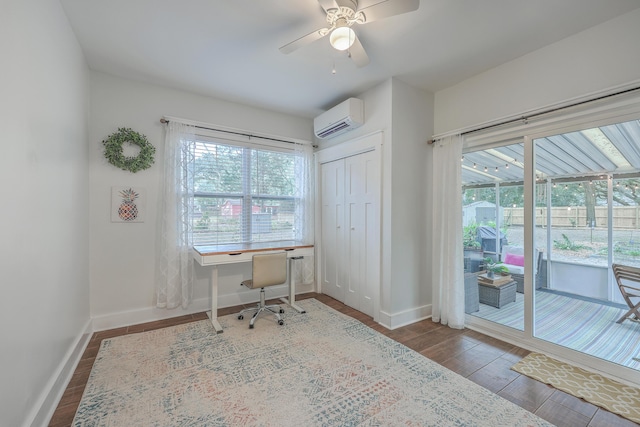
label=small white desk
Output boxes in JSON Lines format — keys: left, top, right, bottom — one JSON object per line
{"left": 193, "top": 241, "right": 314, "bottom": 333}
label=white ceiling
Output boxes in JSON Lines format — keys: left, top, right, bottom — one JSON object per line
{"left": 60, "top": 0, "right": 640, "bottom": 118}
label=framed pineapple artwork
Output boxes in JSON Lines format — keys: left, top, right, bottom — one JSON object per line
{"left": 111, "top": 186, "right": 146, "bottom": 222}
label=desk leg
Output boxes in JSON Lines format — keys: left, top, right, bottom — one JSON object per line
{"left": 206, "top": 265, "right": 224, "bottom": 333}
{"left": 281, "top": 256, "right": 306, "bottom": 313}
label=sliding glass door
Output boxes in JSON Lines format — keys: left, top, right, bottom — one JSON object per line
{"left": 460, "top": 92, "right": 640, "bottom": 385}
{"left": 532, "top": 119, "right": 640, "bottom": 370}
{"left": 462, "top": 141, "right": 525, "bottom": 331}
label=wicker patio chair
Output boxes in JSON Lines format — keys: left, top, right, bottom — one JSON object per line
{"left": 464, "top": 272, "right": 480, "bottom": 314}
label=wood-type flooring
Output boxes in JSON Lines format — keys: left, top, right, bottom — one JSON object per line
{"left": 49, "top": 293, "right": 639, "bottom": 427}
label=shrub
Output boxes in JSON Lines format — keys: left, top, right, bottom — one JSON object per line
{"left": 553, "top": 234, "right": 590, "bottom": 251}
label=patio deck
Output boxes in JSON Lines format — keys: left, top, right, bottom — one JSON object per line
{"left": 472, "top": 289, "right": 640, "bottom": 370}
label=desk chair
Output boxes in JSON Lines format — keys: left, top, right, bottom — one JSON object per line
{"left": 613, "top": 263, "right": 640, "bottom": 324}
{"left": 237, "top": 252, "right": 287, "bottom": 329}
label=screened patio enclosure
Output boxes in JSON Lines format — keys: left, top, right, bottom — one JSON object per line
{"left": 463, "top": 120, "right": 640, "bottom": 186}
{"left": 462, "top": 117, "right": 640, "bottom": 371}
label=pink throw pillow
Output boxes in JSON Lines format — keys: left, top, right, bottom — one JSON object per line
{"left": 504, "top": 253, "right": 525, "bottom": 267}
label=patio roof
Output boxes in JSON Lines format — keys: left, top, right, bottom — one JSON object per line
{"left": 462, "top": 119, "right": 640, "bottom": 186}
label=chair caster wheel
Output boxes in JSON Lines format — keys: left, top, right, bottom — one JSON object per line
{"left": 249, "top": 324, "right": 254, "bottom": 329}
{"left": 238, "top": 315, "right": 244, "bottom": 320}
{"left": 279, "top": 309, "right": 285, "bottom": 313}
{"left": 278, "top": 320, "right": 284, "bottom": 326}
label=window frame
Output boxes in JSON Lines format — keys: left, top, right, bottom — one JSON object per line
{"left": 191, "top": 136, "right": 299, "bottom": 246}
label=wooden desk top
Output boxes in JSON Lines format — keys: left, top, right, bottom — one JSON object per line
{"left": 194, "top": 241, "right": 313, "bottom": 257}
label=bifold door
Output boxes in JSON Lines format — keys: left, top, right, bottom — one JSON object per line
{"left": 320, "top": 149, "right": 379, "bottom": 317}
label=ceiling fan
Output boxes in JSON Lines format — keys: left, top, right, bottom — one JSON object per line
{"left": 279, "top": 0, "right": 420, "bottom": 68}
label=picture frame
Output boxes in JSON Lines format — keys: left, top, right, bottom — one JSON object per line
{"left": 111, "top": 186, "right": 146, "bottom": 223}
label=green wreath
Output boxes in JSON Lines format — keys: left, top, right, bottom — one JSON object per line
{"left": 102, "top": 127, "right": 155, "bottom": 173}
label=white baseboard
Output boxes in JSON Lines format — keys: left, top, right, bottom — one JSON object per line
{"left": 27, "top": 319, "right": 92, "bottom": 427}
{"left": 92, "top": 283, "right": 316, "bottom": 332}
{"left": 91, "top": 297, "right": 212, "bottom": 331}
{"left": 378, "top": 304, "right": 432, "bottom": 330}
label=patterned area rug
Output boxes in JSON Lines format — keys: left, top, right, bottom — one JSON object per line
{"left": 74, "top": 299, "right": 552, "bottom": 426}
{"left": 512, "top": 352, "right": 640, "bottom": 424}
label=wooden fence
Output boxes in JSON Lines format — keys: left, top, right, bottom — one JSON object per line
{"left": 503, "top": 206, "right": 640, "bottom": 229}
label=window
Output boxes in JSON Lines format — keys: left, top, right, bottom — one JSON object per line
{"left": 191, "top": 139, "right": 301, "bottom": 246}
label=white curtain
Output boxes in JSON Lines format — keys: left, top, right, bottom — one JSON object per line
{"left": 431, "top": 134, "right": 465, "bottom": 328}
{"left": 157, "top": 122, "right": 196, "bottom": 309}
{"left": 293, "top": 142, "right": 315, "bottom": 285}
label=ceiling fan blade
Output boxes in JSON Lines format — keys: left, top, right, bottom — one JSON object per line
{"left": 317, "top": 0, "right": 339, "bottom": 14}
{"left": 357, "top": 0, "right": 420, "bottom": 24}
{"left": 348, "top": 34, "right": 370, "bottom": 68}
{"left": 279, "top": 28, "right": 329, "bottom": 54}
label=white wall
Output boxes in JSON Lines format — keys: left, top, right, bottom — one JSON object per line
{"left": 0, "top": 1, "right": 90, "bottom": 426}
{"left": 89, "top": 72, "right": 313, "bottom": 329}
{"left": 551, "top": 262, "right": 609, "bottom": 300}
{"left": 389, "top": 79, "right": 433, "bottom": 316}
{"left": 434, "top": 8, "right": 640, "bottom": 135}
{"left": 314, "top": 79, "right": 434, "bottom": 327}
{"left": 314, "top": 80, "right": 395, "bottom": 318}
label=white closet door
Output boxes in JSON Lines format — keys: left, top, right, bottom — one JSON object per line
{"left": 320, "top": 148, "right": 379, "bottom": 317}
{"left": 321, "top": 158, "right": 345, "bottom": 302}
{"left": 344, "top": 150, "right": 378, "bottom": 316}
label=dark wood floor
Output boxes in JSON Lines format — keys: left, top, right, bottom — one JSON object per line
{"left": 49, "top": 293, "right": 639, "bottom": 427}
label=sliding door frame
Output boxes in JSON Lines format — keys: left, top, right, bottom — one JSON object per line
{"left": 464, "top": 93, "right": 640, "bottom": 387}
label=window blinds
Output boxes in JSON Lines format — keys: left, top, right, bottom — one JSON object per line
{"left": 191, "top": 140, "right": 298, "bottom": 245}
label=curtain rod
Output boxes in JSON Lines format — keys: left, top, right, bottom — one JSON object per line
{"left": 160, "top": 118, "right": 308, "bottom": 146}
{"left": 427, "top": 85, "right": 640, "bottom": 145}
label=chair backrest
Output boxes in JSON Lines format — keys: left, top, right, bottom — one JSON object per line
{"left": 613, "top": 263, "right": 640, "bottom": 294}
{"left": 251, "top": 252, "right": 288, "bottom": 288}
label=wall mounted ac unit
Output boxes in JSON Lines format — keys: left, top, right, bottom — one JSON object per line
{"left": 314, "top": 98, "right": 364, "bottom": 139}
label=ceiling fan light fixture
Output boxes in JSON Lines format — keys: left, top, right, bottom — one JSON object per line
{"left": 329, "top": 26, "right": 355, "bottom": 51}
